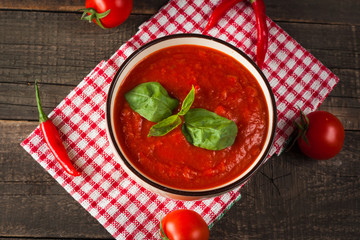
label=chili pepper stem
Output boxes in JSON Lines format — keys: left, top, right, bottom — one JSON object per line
{"left": 35, "top": 80, "right": 49, "bottom": 123}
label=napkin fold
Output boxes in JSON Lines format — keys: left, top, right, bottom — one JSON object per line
{"left": 21, "top": 0, "right": 339, "bottom": 239}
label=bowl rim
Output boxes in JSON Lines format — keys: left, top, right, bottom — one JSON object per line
{"left": 106, "top": 33, "right": 277, "bottom": 197}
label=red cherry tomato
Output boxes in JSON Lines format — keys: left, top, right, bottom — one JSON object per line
{"left": 296, "top": 110, "right": 345, "bottom": 160}
{"left": 161, "top": 209, "right": 209, "bottom": 240}
{"left": 81, "top": 0, "right": 133, "bottom": 29}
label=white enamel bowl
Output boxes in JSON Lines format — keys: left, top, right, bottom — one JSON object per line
{"left": 106, "top": 34, "right": 277, "bottom": 200}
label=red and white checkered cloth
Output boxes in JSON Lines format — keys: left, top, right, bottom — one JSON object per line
{"left": 21, "top": 0, "right": 339, "bottom": 239}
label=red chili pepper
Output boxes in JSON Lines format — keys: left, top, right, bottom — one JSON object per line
{"left": 203, "top": 0, "right": 244, "bottom": 33}
{"left": 35, "top": 80, "right": 81, "bottom": 176}
{"left": 204, "top": 0, "right": 268, "bottom": 69}
{"left": 250, "top": 0, "right": 268, "bottom": 69}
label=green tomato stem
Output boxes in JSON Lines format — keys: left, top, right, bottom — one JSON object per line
{"left": 159, "top": 220, "right": 170, "bottom": 240}
{"left": 78, "top": 8, "right": 110, "bottom": 30}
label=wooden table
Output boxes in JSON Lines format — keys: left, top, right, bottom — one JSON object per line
{"left": 1, "top": 0, "right": 359, "bottom": 239}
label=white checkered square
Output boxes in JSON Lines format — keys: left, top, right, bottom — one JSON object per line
{"left": 79, "top": 122, "right": 90, "bottom": 132}
{"left": 304, "top": 56, "right": 312, "bottom": 64}
{"left": 72, "top": 95, "right": 83, "bottom": 107}
{"left": 295, "top": 48, "right": 304, "bottom": 59}
{"left": 103, "top": 145, "right": 113, "bottom": 156}
{"left": 59, "top": 124, "right": 71, "bottom": 135}
{"left": 84, "top": 164, "right": 95, "bottom": 175}
{"left": 51, "top": 114, "right": 63, "bottom": 125}
{"left": 81, "top": 199, "right": 91, "bottom": 209}
{"left": 92, "top": 93, "right": 104, "bottom": 106}
{"left": 72, "top": 191, "right": 82, "bottom": 202}
{"left": 128, "top": 185, "right": 140, "bottom": 195}
{"left": 303, "top": 90, "right": 312, "bottom": 101}
{"left": 134, "top": 232, "right": 146, "bottom": 240}
{"left": 146, "top": 202, "right": 158, "bottom": 213}
{"left": 144, "top": 217, "right": 157, "bottom": 233}
{"left": 137, "top": 193, "right": 150, "bottom": 205}
{"left": 278, "top": 69, "right": 287, "bottom": 79}
{"left": 89, "top": 207, "right": 99, "bottom": 217}
{"left": 89, "top": 111, "right": 101, "bottom": 123}
{"left": 118, "top": 194, "right": 129, "bottom": 206}
{"left": 81, "top": 104, "right": 92, "bottom": 115}
{"left": 320, "top": 70, "right": 330, "bottom": 80}
{"left": 101, "top": 179, "right": 112, "bottom": 192}
{"left": 109, "top": 187, "right": 121, "bottom": 199}
{"left": 70, "top": 114, "right": 82, "bottom": 125}
{"left": 285, "top": 92, "right": 296, "bottom": 104}
{"left": 294, "top": 64, "right": 305, "bottom": 77}
{"left": 286, "top": 58, "right": 296, "bottom": 69}
{"left": 278, "top": 118, "right": 288, "bottom": 130}
{"left": 286, "top": 41, "right": 296, "bottom": 52}
{"left": 92, "top": 172, "right": 103, "bottom": 184}
{"left": 82, "top": 182, "right": 93, "bottom": 192}
{"left": 84, "top": 145, "right": 96, "bottom": 159}
{"left": 98, "top": 197, "right": 111, "bottom": 210}
{"left": 212, "top": 202, "right": 222, "bottom": 214}
{"left": 184, "top": 21, "right": 194, "bottom": 31}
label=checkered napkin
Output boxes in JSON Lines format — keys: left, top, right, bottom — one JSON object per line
{"left": 21, "top": 0, "right": 339, "bottom": 239}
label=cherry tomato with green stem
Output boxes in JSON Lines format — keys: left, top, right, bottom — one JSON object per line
{"left": 160, "top": 209, "right": 209, "bottom": 240}
{"left": 295, "top": 110, "right": 345, "bottom": 160}
{"left": 80, "top": 0, "right": 133, "bottom": 29}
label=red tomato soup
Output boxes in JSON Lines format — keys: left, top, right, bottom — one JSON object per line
{"left": 114, "top": 45, "right": 269, "bottom": 190}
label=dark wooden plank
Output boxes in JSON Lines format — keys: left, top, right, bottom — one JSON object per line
{"left": 267, "top": 0, "right": 360, "bottom": 25}
{"left": 1, "top": 0, "right": 359, "bottom": 25}
{"left": 277, "top": 22, "right": 356, "bottom": 52}
{"left": 0, "top": 11, "right": 150, "bottom": 85}
{"left": 0, "top": 193, "right": 113, "bottom": 238}
{"left": 0, "top": 0, "right": 168, "bottom": 15}
{"left": 0, "top": 82, "right": 75, "bottom": 121}
{"left": 0, "top": 121, "right": 51, "bottom": 182}
{"left": 0, "top": 0, "right": 85, "bottom": 12}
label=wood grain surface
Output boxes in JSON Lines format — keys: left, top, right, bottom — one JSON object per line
{"left": 0, "top": 0, "right": 359, "bottom": 239}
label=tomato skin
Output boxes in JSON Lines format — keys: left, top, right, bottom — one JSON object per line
{"left": 297, "top": 111, "right": 344, "bottom": 160}
{"left": 161, "top": 209, "right": 209, "bottom": 240}
{"left": 85, "top": 0, "right": 133, "bottom": 28}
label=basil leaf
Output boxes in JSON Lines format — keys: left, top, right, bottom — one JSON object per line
{"left": 178, "top": 86, "right": 195, "bottom": 116}
{"left": 182, "top": 108, "right": 238, "bottom": 150}
{"left": 148, "top": 85, "right": 196, "bottom": 137}
{"left": 148, "top": 115, "right": 182, "bottom": 137}
{"left": 125, "top": 82, "right": 179, "bottom": 122}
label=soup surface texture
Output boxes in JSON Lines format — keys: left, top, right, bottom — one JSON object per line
{"left": 114, "top": 45, "right": 269, "bottom": 190}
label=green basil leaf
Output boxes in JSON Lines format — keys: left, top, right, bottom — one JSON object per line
{"left": 182, "top": 108, "right": 238, "bottom": 150}
{"left": 178, "top": 85, "right": 195, "bottom": 116}
{"left": 125, "top": 82, "right": 179, "bottom": 122}
{"left": 148, "top": 115, "right": 182, "bottom": 137}
{"left": 148, "top": 85, "right": 196, "bottom": 137}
